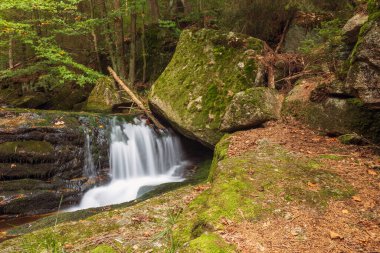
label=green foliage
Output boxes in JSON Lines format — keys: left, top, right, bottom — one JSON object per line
{"left": 0, "top": 0, "right": 102, "bottom": 85}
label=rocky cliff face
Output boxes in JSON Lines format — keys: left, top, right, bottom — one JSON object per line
{"left": 0, "top": 109, "right": 110, "bottom": 216}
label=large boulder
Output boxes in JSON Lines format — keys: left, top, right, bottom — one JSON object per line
{"left": 149, "top": 29, "right": 267, "bottom": 147}
{"left": 284, "top": 79, "right": 380, "bottom": 143}
{"left": 84, "top": 77, "right": 124, "bottom": 113}
{"left": 221, "top": 87, "right": 281, "bottom": 132}
{"left": 345, "top": 13, "right": 380, "bottom": 108}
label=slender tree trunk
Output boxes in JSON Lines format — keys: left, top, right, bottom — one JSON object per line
{"left": 100, "top": 0, "right": 117, "bottom": 71}
{"left": 8, "top": 36, "right": 14, "bottom": 69}
{"left": 89, "top": 0, "right": 102, "bottom": 71}
{"left": 129, "top": 3, "right": 137, "bottom": 84}
{"left": 33, "top": 10, "right": 42, "bottom": 36}
{"left": 113, "top": 0, "right": 127, "bottom": 79}
{"left": 148, "top": 0, "right": 160, "bottom": 23}
{"left": 181, "top": 0, "right": 191, "bottom": 14}
{"left": 141, "top": 12, "right": 147, "bottom": 83}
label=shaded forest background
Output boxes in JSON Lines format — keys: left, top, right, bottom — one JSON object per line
{"left": 0, "top": 0, "right": 366, "bottom": 110}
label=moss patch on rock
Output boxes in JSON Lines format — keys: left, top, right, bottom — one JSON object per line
{"left": 0, "top": 141, "right": 53, "bottom": 155}
{"left": 149, "top": 28, "right": 265, "bottom": 147}
{"left": 84, "top": 77, "right": 124, "bottom": 113}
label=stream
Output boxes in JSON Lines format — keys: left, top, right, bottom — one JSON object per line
{"left": 70, "top": 117, "right": 190, "bottom": 210}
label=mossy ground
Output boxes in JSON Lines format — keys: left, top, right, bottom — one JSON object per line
{"left": 172, "top": 138, "right": 354, "bottom": 251}
{"left": 1, "top": 121, "right": 378, "bottom": 252}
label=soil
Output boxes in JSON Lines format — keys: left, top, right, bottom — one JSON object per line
{"left": 224, "top": 118, "right": 380, "bottom": 253}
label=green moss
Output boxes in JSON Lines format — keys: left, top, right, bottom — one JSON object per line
{"left": 319, "top": 154, "right": 346, "bottom": 160}
{"left": 150, "top": 29, "right": 265, "bottom": 146}
{"left": 338, "top": 133, "right": 364, "bottom": 145}
{"left": 91, "top": 244, "right": 117, "bottom": 253}
{"left": 174, "top": 139, "right": 354, "bottom": 250}
{"left": 84, "top": 77, "right": 122, "bottom": 113}
{"left": 208, "top": 134, "right": 231, "bottom": 182}
{"left": 186, "top": 233, "right": 235, "bottom": 253}
{"left": 0, "top": 141, "right": 53, "bottom": 155}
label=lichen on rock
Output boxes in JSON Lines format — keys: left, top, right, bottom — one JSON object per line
{"left": 149, "top": 28, "right": 266, "bottom": 147}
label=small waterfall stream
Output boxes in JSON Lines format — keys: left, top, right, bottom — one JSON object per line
{"left": 72, "top": 118, "right": 187, "bottom": 210}
{"left": 83, "top": 129, "right": 96, "bottom": 178}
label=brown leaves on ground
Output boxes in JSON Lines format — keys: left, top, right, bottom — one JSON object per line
{"left": 225, "top": 118, "right": 380, "bottom": 253}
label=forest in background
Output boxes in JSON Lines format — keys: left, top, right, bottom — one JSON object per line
{"left": 0, "top": 0, "right": 361, "bottom": 91}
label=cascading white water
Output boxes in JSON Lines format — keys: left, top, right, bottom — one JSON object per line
{"left": 72, "top": 118, "right": 187, "bottom": 210}
{"left": 83, "top": 129, "right": 96, "bottom": 178}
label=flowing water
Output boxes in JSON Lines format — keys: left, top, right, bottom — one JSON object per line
{"left": 83, "top": 129, "right": 96, "bottom": 178}
{"left": 72, "top": 118, "right": 188, "bottom": 210}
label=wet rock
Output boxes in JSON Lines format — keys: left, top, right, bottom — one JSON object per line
{"left": 221, "top": 88, "right": 281, "bottom": 132}
{"left": 0, "top": 109, "right": 111, "bottom": 216}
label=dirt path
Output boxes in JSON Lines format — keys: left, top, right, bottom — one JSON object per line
{"left": 225, "top": 118, "right": 380, "bottom": 253}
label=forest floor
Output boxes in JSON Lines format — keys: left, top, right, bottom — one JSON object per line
{"left": 224, "top": 118, "right": 380, "bottom": 253}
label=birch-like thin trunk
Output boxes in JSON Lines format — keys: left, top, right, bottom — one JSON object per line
{"left": 8, "top": 37, "right": 14, "bottom": 69}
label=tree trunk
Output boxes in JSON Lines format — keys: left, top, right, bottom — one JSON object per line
{"left": 113, "top": 0, "right": 127, "bottom": 80}
{"left": 89, "top": 0, "right": 102, "bottom": 71}
{"left": 141, "top": 12, "right": 147, "bottom": 83}
{"left": 181, "top": 0, "right": 191, "bottom": 14}
{"left": 129, "top": 5, "right": 137, "bottom": 84}
{"left": 8, "top": 37, "right": 14, "bottom": 69}
{"left": 148, "top": 0, "right": 160, "bottom": 23}
{"left": 100, "top": 0, "right": 117, "bottom": 71}
{"left": 108, "top": 67, "right": 165, "bottom": 130}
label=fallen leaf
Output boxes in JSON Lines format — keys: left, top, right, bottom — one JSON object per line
{"left": 367, "top": 169, "right": 377, "bottom": 176}
{"left": 307, "top": 182, "right": 320, "bottom": 191}
{"left": 342, "top": 209, "right": 349, "bottom": 214}
{"left": 352, "top": 196, "right": 362, "bottom": 202}
{"left": 329, "top": 231, "right": 344, "bottom": 240}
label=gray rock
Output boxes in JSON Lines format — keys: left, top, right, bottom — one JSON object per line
{"left": 220, "top": 88, "right": 281, "bottom": 132}
{"left": 346, "top": 19, "right": 380, "bottom": 108}
{"left": 343, "top": 13, "right": 369, "bottom": 45}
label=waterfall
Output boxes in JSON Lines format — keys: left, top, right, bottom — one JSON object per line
{"left": 72, "top": 118, "right": 187, "bottom": 210}
{"left": 83, "top": 129, "right": 96, "bottom": 178}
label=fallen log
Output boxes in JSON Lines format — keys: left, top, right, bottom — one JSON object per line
{"left": 107, "top": 67, "right": 166, "bottom": 130}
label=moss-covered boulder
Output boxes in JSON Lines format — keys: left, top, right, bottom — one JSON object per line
{"left": 149, "top": 29, "right": 266, "bottom": 147}
{"left": 221, "top": 87, "right": 281, "bottom": 132}
{"left": 283, "top": 80, "right": 380, "bottom": 143}
{"left": 345, "top": 11, "right": 380, "bottom": 108}
{"left": 84, "top": 77, "right": 124, "bottom": 113}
